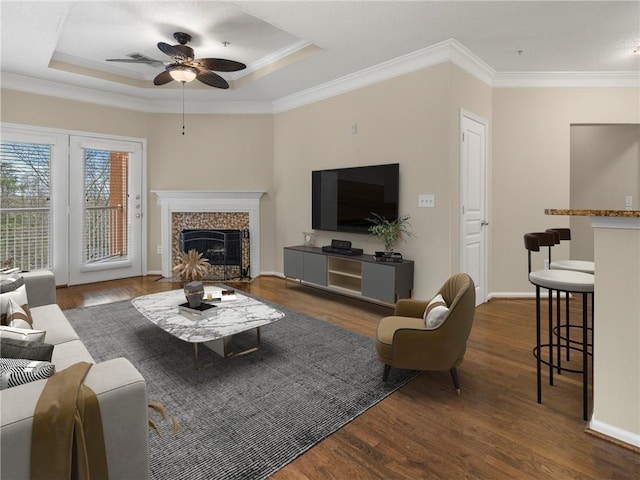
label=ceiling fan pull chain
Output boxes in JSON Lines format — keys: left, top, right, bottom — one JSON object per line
{"left": 182, "top": 82, "right": 186, "bottom": 136}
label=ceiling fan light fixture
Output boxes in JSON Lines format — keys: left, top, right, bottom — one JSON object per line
{"left": 169, "top": 65, "right": 197, "bottom": 83}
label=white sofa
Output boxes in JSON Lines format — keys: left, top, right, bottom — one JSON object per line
{"left": 0, "top": 271, "right": 150, "bottom": 479}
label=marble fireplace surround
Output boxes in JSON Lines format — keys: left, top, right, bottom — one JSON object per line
{"left": 153, "top": 191, "right": 265, "bottom": 278}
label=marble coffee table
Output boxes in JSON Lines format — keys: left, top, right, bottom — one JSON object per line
{"left": 132, "top": 287, "right": 284, "bottom": 367}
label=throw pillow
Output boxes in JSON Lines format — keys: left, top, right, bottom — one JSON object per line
{"left": 0, "top": 358, "right": 55, "bottom": 390}
{"left": 0, "top": 325, "right": 46, "bottom": 344}
{"left": 0, "top": 338, "right": 54, "bottom": 362}
{"left": 423, "top": 293, "right": 449, "bottom": 330}
{"left": 0, "top": 284, "right": 32, "bottom": 326}
{"left": 6, "top": 298, "right": 32, "bottom": 329}
{"left": 0, "top": 273, "right": 24, "bottom": 293}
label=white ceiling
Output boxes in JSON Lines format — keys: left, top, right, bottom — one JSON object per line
{"left": 1, "top": 1, "right": 639, "bottom": 113}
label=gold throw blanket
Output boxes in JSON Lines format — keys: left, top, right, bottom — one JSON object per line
{"left": 31, "top": 362, "right": 108, "bottom": 480}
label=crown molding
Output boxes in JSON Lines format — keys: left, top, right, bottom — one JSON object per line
{"left": 2, "top": 38, "right": 638, "bottom": 116}
{"left": 0, "top": 72, "right": 274, "bottom": 114}
{"left": 272, "top": 38, "right": 486, "bottom": 113}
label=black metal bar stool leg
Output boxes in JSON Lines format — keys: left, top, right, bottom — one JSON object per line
{"left": 548, "top": 288, "right": 554, "bottom": 386}
{"left": 582, "top": 293, "right": 589, "bottom": 421}
{"left": 536, "top": 285, "right": 542, "bottom": 404}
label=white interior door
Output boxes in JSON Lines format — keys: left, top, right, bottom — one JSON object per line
{"left": 68, "top": 136, "right": 143, "bottom": 285}
{"left": 460, "top": 111, "right": 488, "bottom": 304}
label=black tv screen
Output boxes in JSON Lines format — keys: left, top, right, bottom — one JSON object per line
{"left": 312, "top": 163, "right": 399, "bottom": 234}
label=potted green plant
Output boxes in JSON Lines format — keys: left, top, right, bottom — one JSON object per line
{"left": 366, "top": 212, "right": 414, "bottom": 252}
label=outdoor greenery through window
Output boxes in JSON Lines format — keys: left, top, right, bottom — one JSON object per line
{"left": 0, "top": 141, "right": 52, "bottom": 270}
{"left": 83, "top": 148, "right": 129, "bottom": 265}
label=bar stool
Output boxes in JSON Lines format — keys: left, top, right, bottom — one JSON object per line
{"left": 546, "top": 228, "right": 595, "bottom": 362}
{"left": 524, "top": 233, "right": 595, "bottom": 420}
{"left": 546, "top": 228, "right": 595, "bottom": 274}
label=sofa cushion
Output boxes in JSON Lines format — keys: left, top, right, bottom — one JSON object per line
{"left": 0, "top": 358, "right": 55, "bottom": 390}
{"left": 0, "top": 338, "right": 54, "bottom": 362}
{"left": 50, "top": 339, "right": 94, "bottom": 370}
{"left": 30, "top": 304, "right": 80, "bottom": 345}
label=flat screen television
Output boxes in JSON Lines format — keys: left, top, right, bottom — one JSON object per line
{"left": 312, "top": 163, "right": 399, "bottom": 234}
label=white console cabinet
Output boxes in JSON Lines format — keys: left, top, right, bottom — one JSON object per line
{"left": 284, "top": 246, "right": 413, "bottom": 304}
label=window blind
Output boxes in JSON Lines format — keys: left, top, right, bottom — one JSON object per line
{"left": 0, "top": 141, "right": 52, "bottom": 270}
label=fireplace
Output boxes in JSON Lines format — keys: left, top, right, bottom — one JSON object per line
{"left": 153, "top": 190, "right": 265, "bottom": 279}
{"left": 179, "top": 229, "right": 247, "bottom": 280}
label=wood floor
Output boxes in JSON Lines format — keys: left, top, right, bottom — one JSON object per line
{"left": 56, "top": 275, "right": 640, "bottom": 479}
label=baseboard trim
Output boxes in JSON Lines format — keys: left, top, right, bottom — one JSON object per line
{"left": 488, "top": 292, "right": 549, "bottom": 299}
{"left": 587, "top": 416, "right": 640, "bottom": 451}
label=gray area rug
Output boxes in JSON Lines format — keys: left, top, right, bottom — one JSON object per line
{"left": 64, "top": 295, "right": 417, "bottom": 480}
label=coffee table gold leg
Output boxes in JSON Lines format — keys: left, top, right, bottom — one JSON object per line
{"left": 226, "top": 327, "right": 261, "bottom": 358}
{"left": 192, "top": 343, "right": 213, "bottom": 369}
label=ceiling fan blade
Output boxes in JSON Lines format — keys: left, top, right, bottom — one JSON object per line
{"left": 153, "top": 70, "right": 174, "bottom": 86}
{"left": 197, "top": 58, "right": 246, "bottom": 72}
{"left": 196, "top": 70, "right": 229, "bottom": 89}
{"left": 157, "top": 42, "right": 189, "bottom": 60}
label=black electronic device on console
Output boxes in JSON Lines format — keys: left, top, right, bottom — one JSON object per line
{"left": 331, "top": 239, "right": 351, "bottom": 250}
{"left": 374, "top": 251, "right": 403, "bottom": 262}
{"left": 321, "top": 239, "right": 363, "bottom": 256}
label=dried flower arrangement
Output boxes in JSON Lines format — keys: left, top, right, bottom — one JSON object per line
{"left": 172, "top": 249, "right": 209, "bottom": 283}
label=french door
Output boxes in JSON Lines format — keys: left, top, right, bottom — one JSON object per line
{"left": 68, "top": 136, "right": 143, "bottom": 285}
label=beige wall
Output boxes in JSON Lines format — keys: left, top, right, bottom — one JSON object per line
{"left": 492, "top": 88, "right": 640, "bottom": 294}
{"left": 146, "top": 113, "right": 275, "bottom": 272}
{"left": 570, "top": 124, "right": 640, "bottom": 261}
{"left": 0, "top": 89, "right": 276, "bottom": 273}
{"left": 2, "top": 73, "right": 638, "bottom": 296}
{"left": 274, "top": 63, "right": 491, "bottom": 297}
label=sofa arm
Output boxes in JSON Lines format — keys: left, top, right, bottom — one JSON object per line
{"left": 22, "top": 270, "right": 57, "bottom": 308}
{"left": 0, "top": 358, "right": 150, "bottom": 480}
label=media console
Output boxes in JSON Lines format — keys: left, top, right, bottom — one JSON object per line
{"left": 283, "top": 246, "right": 414, "bottom": 305}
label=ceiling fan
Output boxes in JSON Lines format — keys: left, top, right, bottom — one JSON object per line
{"left": 106, "top": 32, "right": 246, "bottom": 89}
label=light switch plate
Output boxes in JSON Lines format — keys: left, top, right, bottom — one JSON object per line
{"left": 418, "top": 194, "right": 435, "bottom": 208}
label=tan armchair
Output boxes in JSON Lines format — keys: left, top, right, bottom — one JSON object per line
{"left": 375, "top": 273, "right": 476, "bottom": 393}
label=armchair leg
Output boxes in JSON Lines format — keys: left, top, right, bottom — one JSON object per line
{"left": 450, "top": 368, "right": 461, "bottom": 395}
{"left": 382, "top": 364, "right": 391, "bottom": 382}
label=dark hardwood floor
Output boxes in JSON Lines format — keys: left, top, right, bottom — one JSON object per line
{"left": 56, "top": 275, "right": 640, "bottom": 479}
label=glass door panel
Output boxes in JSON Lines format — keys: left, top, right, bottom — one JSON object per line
{"left": 69, "top": 136, "right": 142, "bottom": 285}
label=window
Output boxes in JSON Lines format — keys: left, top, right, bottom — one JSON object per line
{"left": 0, "top": 141, "right": 52, "bottom": 270}
{"left": 82, "top": 148, "right": 129, "bottom": 265}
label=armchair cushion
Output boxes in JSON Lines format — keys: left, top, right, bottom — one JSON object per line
{"left": 376, "top": 316, "right": 425, "bottom": 363}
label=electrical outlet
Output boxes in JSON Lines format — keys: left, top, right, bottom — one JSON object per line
{"left": 157, "top": 245, "right": 162, "bottom": 255}
{"left": 625, "top": 196, "right": 633, "bottom": 210}
{"left": 418, "top": 194, "right": 435, "bottom": 208}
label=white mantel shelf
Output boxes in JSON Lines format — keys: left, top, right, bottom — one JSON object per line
{"left": 153, "top": 190, "right": 265, "bottom": 201}
{"left": 153, "top": 190, "right": 266, "bottom": 278}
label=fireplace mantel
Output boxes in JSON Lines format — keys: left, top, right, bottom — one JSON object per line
{"left": 153, "top": 190, "right": 265, "bottom": 278}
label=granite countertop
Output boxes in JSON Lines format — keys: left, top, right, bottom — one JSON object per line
{"left": 545, "top": 209, "right": 640, "bottom": 217}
